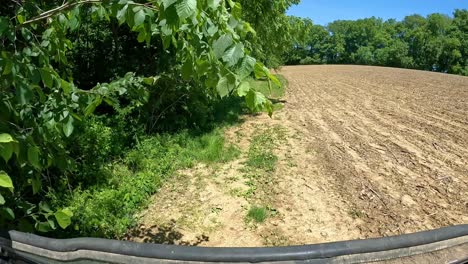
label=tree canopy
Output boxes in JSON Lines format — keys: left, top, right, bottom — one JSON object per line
{"left": 285, "top": 10, "right": 468, "bottom": 76}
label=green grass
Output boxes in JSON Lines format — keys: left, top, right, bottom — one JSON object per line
{"left": 246, "top": 206, "right": 268, "bottom": 223}
{"left": 248, "top": 74, "right": 288, "bottom": 99}
{"left": 246, "top": 126, "right": 286, "bottom": 172}
{"left": 53, "top": 128, "right": 240, "bottom": 238}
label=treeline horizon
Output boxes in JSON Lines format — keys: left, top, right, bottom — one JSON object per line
{"left": 285, "top": 9, "right": 468, "bottom": 76}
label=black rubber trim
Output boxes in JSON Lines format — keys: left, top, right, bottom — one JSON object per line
{"left": 4, "top": 225, "right": 468, "bottom": 263}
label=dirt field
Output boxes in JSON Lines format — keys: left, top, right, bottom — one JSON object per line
{"left": 128, "top": 65, "right": 468, "bottom": 247}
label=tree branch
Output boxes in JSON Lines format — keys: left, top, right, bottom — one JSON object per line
{"left": 21, "top": 0, "right": 101, "bottom": 26}
{"left": 20, "top": 0, "right": 158, "bottom": 27}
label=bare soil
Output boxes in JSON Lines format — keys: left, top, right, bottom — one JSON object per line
{"left": 127, "top": 65, "right": 468, "bottom": 247}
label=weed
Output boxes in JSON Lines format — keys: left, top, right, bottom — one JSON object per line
{"left": 246, "top": 206, "right": 268, "bottom": 223}
{"left": 246, "top": 126, "right": 286, "bottom": 171}
{"left": 349, "top": 209, "right": 365, "bottom": 219}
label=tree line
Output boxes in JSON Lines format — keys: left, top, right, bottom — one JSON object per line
{"left": 284, "top": 10, "right": 468, "bottom": 76}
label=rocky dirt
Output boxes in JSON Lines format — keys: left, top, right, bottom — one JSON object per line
{"left": 127, "top": 65, "right": 468, "bottom": 247}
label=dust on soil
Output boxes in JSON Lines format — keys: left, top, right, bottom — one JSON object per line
{"left": 127, "top": 65, "right": 468, "bottom": 246}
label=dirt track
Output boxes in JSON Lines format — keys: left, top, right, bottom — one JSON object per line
{"left": 130, "top": 65, "right": 468, "bottom": 247}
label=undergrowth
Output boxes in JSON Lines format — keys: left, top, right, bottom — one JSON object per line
{"left": 50, "top": 128, "right": 240, "bottom": 238}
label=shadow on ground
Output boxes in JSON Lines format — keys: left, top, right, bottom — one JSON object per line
{"left": 125, "top": 219, "right": 209, "bottom": 246}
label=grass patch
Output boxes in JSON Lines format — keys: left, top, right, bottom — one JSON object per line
{"left": 52, "top": 128, "right": 239, "bottom": 238}
{"left": 248, "top": 74, "right": 288, "bottom": 99}
{"left": 246, "top": 206, "right": 269, "bottom": 223}
{"left": 246, "top": 126, "right": 286, "bottom": 171}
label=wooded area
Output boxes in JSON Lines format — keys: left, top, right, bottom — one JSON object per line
{"left": 286, "top": 11, "right": 468, "bottom": 75}
{"left": 0, "top": 0, "right": 466, "bottom": 238}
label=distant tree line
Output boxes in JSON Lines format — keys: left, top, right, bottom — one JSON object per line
{"left": 284, "top": 10, "right": 468, "bottom": 76}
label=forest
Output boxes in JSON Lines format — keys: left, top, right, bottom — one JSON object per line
{"left": 0, "top": 0, "right": 466, "bottom": 239}
{"left": 285, "top": 11, "right": 468, "bottom": 76}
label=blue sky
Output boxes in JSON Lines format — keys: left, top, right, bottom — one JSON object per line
{"left": 287, "top": 0, "right": 468, "bottom": 25}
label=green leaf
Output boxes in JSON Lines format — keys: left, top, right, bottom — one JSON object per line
{"left": 17, "top": 15, "right": 25, "bottom": 24}
{"left": 176, "top": 0, "right": 197, "bottom": 20}
{"left": 17, "top": 83, "right": 33, "bottom": 105}
{"left": 39, "top": 201, "right": 53, "bottom": 213}
{"left": 216, "top": 74, "right": 236, "bottom": 98}
{"left": 134, "top": 9, "right": 145, "bottom": 26}
{"left": 245, "top": 90, "right": 267, "bottom": 111}
{"left": 181, "top": 57, "right": 193, "bottom": 80}
{"left": 85, "top": 97, "right": 102, "bottom": 116}
{"left": 2, "top": 60, "right": 12, "bottom": 75}
{"left": 0, "top": 143, "right": 13, "bottom": 162}
{"left": 222, "top": 43, "right": 244, "bottom": 67}
{"left": 63, "top": 116, "right": 74, "bottom": 137}
{"left": 163, "top": 0, "right": 177, "bottom": 8}
{"left": 35, "top": 221, "right": 53, "bottom": 232}
{"left": 0, "top": 171, "right": 13, "bottom": 188}
{"left": 237, "top": 81, "right": 250, "bottom": 96}
{"left": 116, "top": 5, "right": 128, "bottom": 25}
{"left": 137, "top": 29, "right": 146, "bottom": 42}
{"left": 0, "top": 17, "right": 8, "bottom": 34}
{"left": 60, "top": 80, "right": 72, "bottom": 94}
{"left": 55, "top": 209, "right": 73, "bottom": 229}
{"left": 196, "top": 59, "right": 210, "bottom": 75}
{"left": 27, "top": 146, "right": 40, "bottom": 169}
{"left": 213, "top": 34, "right": 233, "bottom": 59}
{"left": 0, "top": 193, "right": 5, "bottom": 205}
{"left": 1, "top": 207, "right": 15, "bottom": 220}
{"left": 216, "top": 76, "right": 230, "bottom": 98}
{"left": 31, "top": 176, "right": 41, "bottom": 195}
{"left": 268, "top": 74, "right": 281, "bottom": 87}
{"left": 39, "top": 68, "right": 53, "bottom": 88}
{"left": 237, "top": 56, "right": 256, "bottom": 79}
{"left": 207, "top": 0, "right": 221, "bottom": 9}
{"left": 231, "top": 2, "right": 242, "bottom": 18}
{"left": 0, "top": 134, "right": 14, "bottom": 143}
{"left": 254, "top": 62, "right": 267, "bottom": 79}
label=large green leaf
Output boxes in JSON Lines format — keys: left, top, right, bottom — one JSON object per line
{"left": 176, "top": 0, "right": 197, "bottom": 20}
{"left": 245, "top": 90, "right": 266, "bottom": 111}
{"left": 216, "top": 73, "right": 237, "bottom": 98}
{"left": 27, "top": 146, "right": 40, "bottom": 169}
{"left": 63, "top": 116, "right": 74, "bottom": 137}
{"left": 254, "top": 62, "right": 267, "bottom": 79}
{"left": 237, "top": 56, "right": 256, "bottom": 79}
{"left": 0, "top": 134, "right": 14, "bottom": 143}
{"left": 216, "top": 76, "right": 230, "bottom": 98}
{"left": 222, "top": 43, "right": 244, "bottom": 67}
{"left": 35, "top": 222, "right": 53, "bottom": 232}
{"left": 207, "top": 0, "right": 221, "bottom": 9}
{"left": 1, "top": 207, "right": 14, "bottom": 220}
{"left": 163, "top": 0, "right": 177, "bottom": 8}
{"left": 237, "top": 80, "right": 250, "bottom": 96}
{"left": 213, "top": 34, "right": 233, "bottom": 59}
{"left": 0, "top": 193, "right": 4, "bottom": 205}
{"left": 0, "top": 171, "right": 13, "bottom": 188}
{"left": 0, "top": 143, "right": 13, "bottom": 162}
{"left": 134, "top": 9, "right": 145, "bottom": 27}
{"left": 31, "top": 176, "right": 41, "bottom": 195}
{"left": 39, "top": 68, "right": 53, "bottom": 88}
{"left": 55, "top": 208, "right": 73, "bottom": 229}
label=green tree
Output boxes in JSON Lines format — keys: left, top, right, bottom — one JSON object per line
{"left": 0, "top": 0, "right": 279, "bottom": 233}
